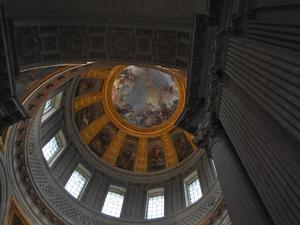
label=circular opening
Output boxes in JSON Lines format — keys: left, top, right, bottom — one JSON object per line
{"left": 112, "top": 65, "right": 179, "bottom": 128}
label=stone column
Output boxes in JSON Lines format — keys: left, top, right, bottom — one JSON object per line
{"left": 210, "top": 130, "right": 274, "bottom": 225}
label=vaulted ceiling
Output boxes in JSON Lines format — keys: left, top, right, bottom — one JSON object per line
{"left": 73, "top": 65, "right": 197, "bottom": 172}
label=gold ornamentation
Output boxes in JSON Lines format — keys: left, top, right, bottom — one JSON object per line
{"left": 82, "top": 69, "right": 110, "bottom": 79}
{"left": 80, "top": 115, "right": 109, "bottom": 144}
{"left": 102, "top": 130, "right": 127, "bottom": 165}
{"left": 134, "top": 137, "right": 148, "bottom": 172}
{"left": 7, "top": 198, "right": 31, "bottom": 225}
{"left": 161, "top": 132, "right": 178, "bottom": 167}
{"left": 184, "top": 131, "right": 197, "bottom": 150}
{"left": 73, "top": 93, "right": 102, "bottom": 112}
{"left": 102, "top": 65, "right": 186, "bottom": 137}
{"left": 74, "top": 65, "right": 191, "bottom": 172}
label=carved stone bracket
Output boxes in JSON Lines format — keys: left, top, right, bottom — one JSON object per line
{"left": 192, "top": 70, "right": 223, "bottom": 156}
{"left": 192, "top": 26, "right": 227, "bottom": 156}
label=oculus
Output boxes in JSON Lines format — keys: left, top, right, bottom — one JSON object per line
{"left": 112, "top": 66, "right": 179, "bottom": 128}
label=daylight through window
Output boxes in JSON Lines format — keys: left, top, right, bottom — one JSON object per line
{"left": 43, "top": 97, "right": 55, "bottom": 114}
{"left": 42, "top": 91, "right": 63, "bottom": 122}
{"left": 64, "top": 165, "right": 90, "bottom": 199}
{"left": 42, "top": 136, "right": 61, "bottom": 163}
{"left": 185, "top": 172, "right": 202, "bottom": 206}
{"left": 146, "top": 189, "right": 164, "bottom": 219}
{"left": 102, "top": 186, "right": 125, "bottom": 217}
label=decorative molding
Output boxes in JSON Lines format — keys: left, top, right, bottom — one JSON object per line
{"left": 6, "top": 198, "right": 31, "bottom": 225}
{"left": 13, "top": 22, "right": 192, "bottom": 70}
{"left": 82, "top": 69, "right": 111, "bottom": 79}
{"left": 161, "top": 132, "right": 179, "bottom": 168}
{"left": 73, "top": 93, "right": 102, "bottom": 112}
{"left": 102, "top": 130, "right": 127, "bottom": 165}
{"left": 65, "top": 66, "right": 204, "bottom": 183}
{"left": 102, "top": 65, "right": 187, "bottom": 138}
{"left": 3, "top": 54, "right": 222, "bottom": 225}
{"left": 134, "top": 137, "right": 148, "bottom": 172}
{"left": 58, "top": 26, "right": 89, "bottom": 59}
{"left": 80, "top": 114, "right": 109, "bottom": 144}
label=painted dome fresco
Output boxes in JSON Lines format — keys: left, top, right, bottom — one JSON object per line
{"left": 112, "top": 66, "right": 179, "bottom": 128}
{"left": 73, "top": 65, "right": 196, "bottom": 172}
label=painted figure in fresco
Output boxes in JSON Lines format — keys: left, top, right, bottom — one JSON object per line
{"left": 75, "top": 103, "right": 103, "bottom": 130}
{"left": 173, "top": 132, "right": 193, "bottom": 161}
{"left": 116, "top": 143, "right": 136, "bottom": 170}
{"left": 89, "top": 123, "right": 118, "bottom": 158}
{"left": 148, "top": 144, "right": 165, "bottom": 171}
{"left": 75, "top": 79, "right": 103, "bottom": 97}
{"left": 90, "top": 129, "right": 111, "bottom": 157}
{"left": 76, "top": 79, "right": 96, "bottom": 96}
{"left": 112, "top": 65, "right": 179, "bottom": 128}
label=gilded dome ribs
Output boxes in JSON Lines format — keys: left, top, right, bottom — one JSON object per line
{"left": 161, "top": 132, "right": 178, "bottom": 168}
{"left": 80, "top": 114, "right": 109, "bottom": 144}
{"left": 82, "top": 69, "right": 110, "bottom": 79}
{"left": 184, "top": 131, "right": 197, "bottom": 150}
{"left": 74, "top": 93, "right": 102, "bottom": 112}
{"left": 73, "top": 65, "right": 193, "bottom": 173}
{"left": 134, "top": 137, "right": 148, "bottom": 172}
{"left": 102, "top": 130, "right": 127, "bottom": 165}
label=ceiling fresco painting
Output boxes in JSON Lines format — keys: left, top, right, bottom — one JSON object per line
{"left": 148, "top": 138, "right": 166, "bottom": 171}
{"left": 89, "top": 122, "right": 119, "bottom": 158}
{"left": 116, "top": 136, "right": 139, "bottom": 171}
{"left": 73, "top": 65, "right": 197, "bottom": 172}
{"left": 112, "top": 66, "right": 179, "bottom": 128}
{"left": 170, "top": 128, "right": 194, "bottom": 162}
{"left": 75, "top": 102, "right": 104, "bottom": 131}
{"left": 75, "top": 78, "right": 104, "bottom": 97}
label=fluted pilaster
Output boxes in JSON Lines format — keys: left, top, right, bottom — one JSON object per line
{"left": 210, "top": 130, "right": 273, "bottom": 225}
